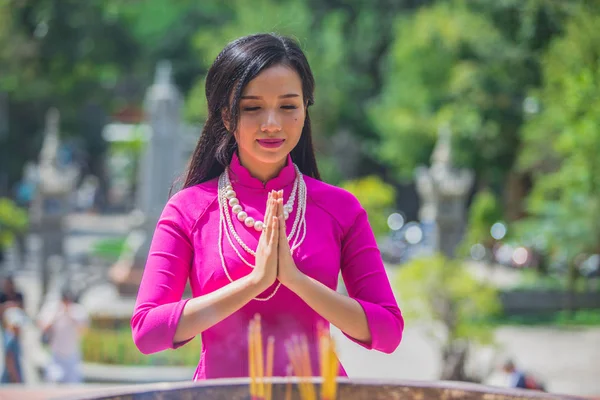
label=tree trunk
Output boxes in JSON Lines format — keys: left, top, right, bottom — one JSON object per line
{"left": 565, "top": 259, "right": 579, "bottom": 316}
{"left": 440, "top": 340, "right": 470, "bottom": 382}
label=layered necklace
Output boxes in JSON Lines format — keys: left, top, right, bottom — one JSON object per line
{"left": 217, "top": 164, "right": 308, "bottom": 301}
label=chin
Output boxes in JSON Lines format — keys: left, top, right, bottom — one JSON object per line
{"left": 255, "top": 152, "right": 288, "bottom": 166}
{"left": 253, "top": 146, "right": 291, "bottom": 164}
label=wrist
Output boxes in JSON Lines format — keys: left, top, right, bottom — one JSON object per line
{"left": 282, "top": 270, "right": 307, "bottom": 293}
{"left": 247, "top": 271, "right": 274, "bottom": 294}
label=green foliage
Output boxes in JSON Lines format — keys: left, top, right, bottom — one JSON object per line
{"left": 508, "top": 268, "right": 597, "bottom": 293}
{"left": 488, "top": 309, "right": 600, "bottom": 327}
{"left": 396, "top": 254, "right": 502, "bottom": 345}
{"left": 516, "top": 7, "right": 600, "bottom": 287}
{"left": 460, "top": 189, "right": 503, "bottom": 256}
{"left": 0, "top": 198, "right": 28, "bottom": 248}
{"left": 340, "top": 176, "right": 395, "bottom": 238}
{"left": 370, "top": 1, "right": 517, "bottom": 184}
{"left": 82, "top": 328, "right": 201, "bottom": 366}
{"left": 90, "top": 237, "right": 127, "bottom": 262}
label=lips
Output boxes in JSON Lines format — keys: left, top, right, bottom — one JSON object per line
{"left": 257, "top": 139, "right": 285, "bottom": 149}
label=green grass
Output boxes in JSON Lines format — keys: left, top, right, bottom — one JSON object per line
{"left": 486, "top": 309, "right": 600, "bottom": 327}
{"left": 90, "top": 237, "right": 127, "bottom": 261}
{"left": 508, "top": 269, "right": 600, "bottom": 293}
{"left": 82, "top": 328, "right": 201, "bottom": 367}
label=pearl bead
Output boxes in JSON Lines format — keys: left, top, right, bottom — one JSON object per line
{"left": 228, "top": 198, "right": 239, "bottom": 207}
{"left": 284, "top": 211, "right": 289, "bottom": 220}
{"left": 254, "top": 221, "right": 264, "bottom": 231}
{"left": 232, "top": 205, "right": 243, "bottom": 214}
{"left": 237, "top": 211, "right": 247, "bottom": 221}
{"left": 284, "top": 205, "right": 292, "bottom": 213}
{"left": 226, "top": 190, "right": 236, "bottom": 199}
{"left": 244, "top": 216, "right": 255, "bottom": 227}
{"left": 226, "top": 185, "right": 233, "bottom": 191}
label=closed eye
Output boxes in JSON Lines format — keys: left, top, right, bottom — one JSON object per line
{"left": 281, "top": 105, "right": 298, "bottom": 110}
{"left": 243, "top": 106, "right": 261, "bottom": 112}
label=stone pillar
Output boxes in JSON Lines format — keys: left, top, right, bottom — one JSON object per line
{"left": 110, "top": 61, "right": 184, "bottom": 295}
{"left": 415, "top": 125, "right": 474, "bottom": 258}
{"left": 30, "top": 109, "right": 79, "bottom": 304}
{"left": 136, "top": 61, "right": 183, "bottom": 218}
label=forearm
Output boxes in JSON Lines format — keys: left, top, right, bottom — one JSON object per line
{"left": 286, "top": 274, "right": 371, "bottom": 343}
{"left": 173, "top": 273, "right": 269, "bottom": 343}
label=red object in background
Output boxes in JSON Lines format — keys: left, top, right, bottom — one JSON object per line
{"left": 112, "top": 106, "right": 144, "bottom": 124}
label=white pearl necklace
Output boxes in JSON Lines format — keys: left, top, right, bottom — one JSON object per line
{"left": 217, "top": 165, "right": 307, "bottom": 301}
{"left": 223, "top": 167, "right": 298, "bottom": 232}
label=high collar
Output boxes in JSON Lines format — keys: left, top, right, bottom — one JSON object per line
{"left": 228, "top": 152, "right": 296, "bottom": 190}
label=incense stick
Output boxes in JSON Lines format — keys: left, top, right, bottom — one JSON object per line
{"left": 285, "top": 364, "right": 292, "bottom": 400}
{"left": 265, "top": 336, "right": 275, "bottom": 400}
{"left": 249, "top": 320, "right": 256, "bottom": 399}
{"left": 255, "top": 315, "right": 265, "bottom": 399}
{"left": 317, "top": 323, "right": 339, "bottom": 400}
{"left": 327, "top": 340, "right": 339, "bottom": 399}
{"left": 285, "top": 339, "right": 306, "bottom": 400}
{"left": 300, "top": 335, "right": 316, "bottom": 400}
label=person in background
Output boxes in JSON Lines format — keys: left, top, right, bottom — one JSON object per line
{"left": 0, "top": 276, "right": 25, "bottom": 316}
{"left": 1, "top": 306, "right": 27, "bottom": 383}
{"left": 502, "top": 359, "right": 545, "bottom": 391}
{"left": 0, "top": 275, "right": 25, "bottom": 375}
{"left": 38, "top": 289, "right": 89, "bottom": 384}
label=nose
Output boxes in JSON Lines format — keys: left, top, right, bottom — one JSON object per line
{"left": 260, "top": 110, "right": 282, "bottom": 133}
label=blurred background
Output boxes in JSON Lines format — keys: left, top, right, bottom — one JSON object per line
{"left": 0, "top": 0, "right": 599, "bottom": 397}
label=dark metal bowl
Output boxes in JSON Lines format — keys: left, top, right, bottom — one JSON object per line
{"left": 56, "top": 378, "right": 590, "bottom": 400}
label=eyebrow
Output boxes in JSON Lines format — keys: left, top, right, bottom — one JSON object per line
{"left": 240, "top": 94, "right": 301, "bottom": 100}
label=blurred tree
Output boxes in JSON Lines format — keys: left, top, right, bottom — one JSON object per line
{"left": 0, "top": 0, "right": 141, "bottom": 197}
{"left": 396, "top": 254, "right": 502, "bottom": 382}
{"left": 0, "top": 197, "right": 28, "bottom": 262}
{"left": 371, "top": 2, "right": 522, "bottom": 188}
{"left": 340, "top": 175, "right": 396, "bottom": 238}
{"left": 370, "top": 0, "right": 589, "bottom": 217}
{"left": 459, "top": 189, "right": 503, "bottom": 261}
{"left": 516, "top": 4, "right": 600, "bottom": 312}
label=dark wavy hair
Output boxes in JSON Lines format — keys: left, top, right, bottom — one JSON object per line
{"left": 182, "top": 33, "right": 321, "bottom": 188}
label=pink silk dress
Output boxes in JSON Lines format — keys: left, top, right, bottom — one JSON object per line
{"left": 131, "top": 153, "right": 404, "bottom": 380}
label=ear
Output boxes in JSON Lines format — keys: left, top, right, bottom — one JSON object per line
{"left": 222, "top": 108, "right": 231, "bottom": 132}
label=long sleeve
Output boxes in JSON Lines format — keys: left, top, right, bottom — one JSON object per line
{"left": 131, "top": 197, "right": 194, "bottom": 354}
{"left": 340, "top": 206, "right": 404, "bottom": 354}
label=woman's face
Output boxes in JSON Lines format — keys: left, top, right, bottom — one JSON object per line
{"left": 232, "top": 64, "right": 305, "bottom": 177}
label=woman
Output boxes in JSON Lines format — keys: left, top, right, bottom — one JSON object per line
{"left": 1, "top": 306, "right": 26, "bottom": 383}
{"left": 131, "top": 33, "right": 403, "bottom": 380}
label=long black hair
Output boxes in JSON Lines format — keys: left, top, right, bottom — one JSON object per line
{"left": 183, "top": 33, "right": 321, "bottom": 188}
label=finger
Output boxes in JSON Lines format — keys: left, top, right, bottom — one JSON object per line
{"left": 263, "top": 193, "right": 273, "bottom": 236}
{"left": 277, "top": 198, "right": 288, "bottom": 245}
{"left": 269, "top": 216, "right": 279, "bottom": 246}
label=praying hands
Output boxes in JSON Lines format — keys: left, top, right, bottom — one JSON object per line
{"left": 271, "top": 190, "right": 303, "bottom": 288}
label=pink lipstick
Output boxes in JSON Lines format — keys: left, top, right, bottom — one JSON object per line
{"left": 257, "top": 139, "right": 285, "bottom": 149}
